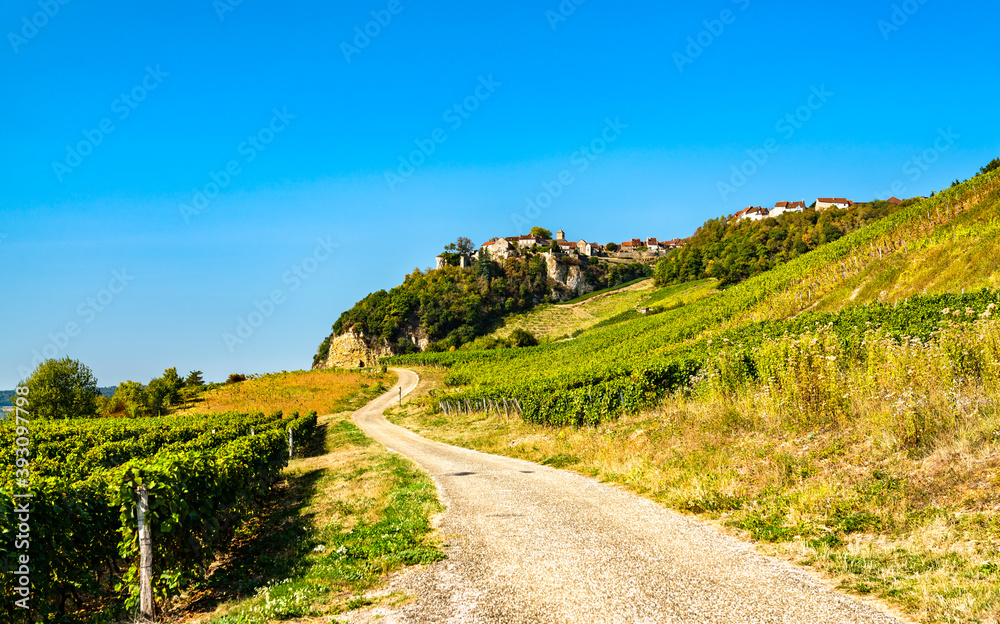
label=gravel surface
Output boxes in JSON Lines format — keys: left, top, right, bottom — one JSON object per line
{"left": 347, "top": 369, "right": 910, "bottom": 624}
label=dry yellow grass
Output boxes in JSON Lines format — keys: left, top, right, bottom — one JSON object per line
{"left": 172, "top": 368, "right": 394, "bottom": 416}
{"left": 391, "top": 363, "right": 1000, "bottom": 624}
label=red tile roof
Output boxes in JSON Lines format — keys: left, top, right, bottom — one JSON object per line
{"left": 817, "top": 198, "right": 853, "bottom": 205}
{"left": 775, "top": 201, "right": 806, "bottom": 210}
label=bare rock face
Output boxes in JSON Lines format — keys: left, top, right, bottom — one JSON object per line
{"left": 400, "top": 326, "right": 430, "bottom": 351}
{"left": 313, "top": 324, "right": 430, "bottom": 370}
{"left": 313, "top": 329, "right": 395, "bottom": 369}
{"left": 542, "top": 252, "right": 593, "bottom": 301}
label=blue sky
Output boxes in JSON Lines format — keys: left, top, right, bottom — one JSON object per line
{"left": 2, "top": 0, "right": 998, "bottom": 388}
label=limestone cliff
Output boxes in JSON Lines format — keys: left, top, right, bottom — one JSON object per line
{"left": 312, "top": 329, "right": 393, "bottom": 369}
{"left": 541, "top": 252, "right": 593, "bottom": 301}
{"left": 313, "top": 325, "right": 429, "bottom": 370}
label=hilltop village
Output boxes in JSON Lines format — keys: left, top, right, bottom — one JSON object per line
{"left": 437, "top": 229, "right": 686, "bottom": 269}
{"left": 438, "top": 195, "right": 899, "bottom": 268}
{"left": 318, "top": 189, "right": 934, "bottom": 370}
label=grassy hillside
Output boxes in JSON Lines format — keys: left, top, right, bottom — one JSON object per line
{"left": 383, "top": 166, "right": 1000, "bottom": 624}
{"left": 486, "top": 278, "right": 719, "bottom": 342}
{"left": 390, "top": 167, "right": 1000, "bottom": 423}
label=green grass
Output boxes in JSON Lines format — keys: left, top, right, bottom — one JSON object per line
{"left": 177, "top": 413, "right": 443, "bottom": 623}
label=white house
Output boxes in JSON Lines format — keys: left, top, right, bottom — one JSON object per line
{"left": 816, "top": 197, "right": 853, "bottom": 210}
{"left": 769, "top": 201, "right": 806, "bottom": 218}
{"left": 733, "top": 206, "right": 769, "bottom": 221}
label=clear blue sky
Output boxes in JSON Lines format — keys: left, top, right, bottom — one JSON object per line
{"left": 2, "top": 0, "right": 998, "bottom": 388}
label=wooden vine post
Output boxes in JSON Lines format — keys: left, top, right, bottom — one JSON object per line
{"left": 288, "top": 428, "right": 294, "bottom": 458}
{"left": 137, "top": 485, "right": 155, "bottom": 621}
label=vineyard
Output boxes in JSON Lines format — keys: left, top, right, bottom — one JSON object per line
{"left": 0, "top": 409, "right": 317, "bottom": 623}
{"left": 388, "top": 167, "right": 1000, "bottom": 425}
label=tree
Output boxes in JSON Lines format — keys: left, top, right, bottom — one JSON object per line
{"left": 185, "top": 370, "right": 205, "bottom": 386}
{"left": 605, "top": 242, "right": 619, "bottom": 252}
{"left": 158, "top": 367, "right": 184, "bottom": 403}
{"left": 113, "top": 380, "right": 150, "bottom": 418}
{"left": 476, "top": 248, "right": 492, "bottom": 278}
{"left": 549, "top": 240, "right": 560, "bottom": 253}
{"left": 22, "top": 357, "right": 99, "bottom": 419}
{"left": 445, "top": 237, "right": 475, "bottom": 255}
{"left": 226, "top": 373, "right": 247, "bottom": 384}
{"left": 146, "top": 377, "right": 172, "bottom": 416}
{"left": 529, "top": 227, "right": 552, "bottom": 239}
{"left": 980, "top": 157, "right": 1000, "bottom": 176}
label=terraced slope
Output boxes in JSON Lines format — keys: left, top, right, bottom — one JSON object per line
{"left": 489, "top": 278, "right": 718, "bottom": 341}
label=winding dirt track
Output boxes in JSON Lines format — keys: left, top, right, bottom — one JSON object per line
{"left": 350, "top": 369, "right": 909, "bottom": 624}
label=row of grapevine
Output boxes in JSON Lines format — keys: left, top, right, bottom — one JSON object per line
{"left": 0, "top": 410, "right": 317, "bottom": 623}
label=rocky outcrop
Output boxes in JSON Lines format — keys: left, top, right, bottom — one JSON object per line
{"left": 313, "top": 324, "right": 430, "bottom": 370}
{"left": 541, "top": 252, "right": 593, "bottom": 301}
{"left": 400, "top": 325, "right": 431, "bottom": 351}
{"left": 313, "top": 329, "right": 395, "bottom": 369}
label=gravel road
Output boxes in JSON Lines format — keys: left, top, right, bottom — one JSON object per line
{"left": 348, "top": 368, "right": 910, "bottom": 624}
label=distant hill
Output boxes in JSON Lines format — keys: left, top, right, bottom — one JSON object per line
{"left": 0, "top": 386, "right": 116, "bottom": 407}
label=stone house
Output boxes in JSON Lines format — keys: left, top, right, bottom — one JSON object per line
{"left": 480, "top": 237, "right": 515, "bottom": 260}
{"left": 816, "top": 197, "right": 853, "bottom": 210}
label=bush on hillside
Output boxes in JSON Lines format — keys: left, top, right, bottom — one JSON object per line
{"left": 510, "top": 329, "right": 539, "bottom": 347}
